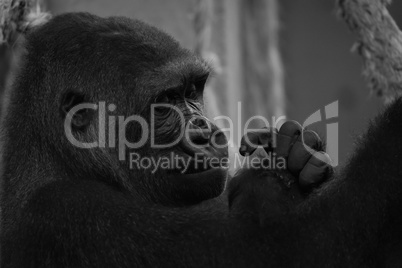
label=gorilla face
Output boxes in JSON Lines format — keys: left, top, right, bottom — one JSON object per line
{"left": 149, "top": 71, "right": 229, "bottom": 204}
{"left": 53, "top": 13, "right": 229, "bottom": 205}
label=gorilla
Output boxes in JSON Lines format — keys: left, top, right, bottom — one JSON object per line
{"left": 1, "top": 12, "right": 402, "bottom": 267}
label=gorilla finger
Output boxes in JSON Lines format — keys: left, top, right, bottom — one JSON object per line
{"left": 239, "top": 128, "right": 276, "bottom": 156}
{"left": 275, "top": 120, "right": 302, "bottom": 157}
{"left": 299, "top": 151, "right": 332, "bottom": 190}
{"left": 287, "top": 130, "right": 322, "bottom": 175}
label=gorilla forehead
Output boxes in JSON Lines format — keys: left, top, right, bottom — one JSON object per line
{"left": 27, "top": 12, "right": 193, "bottom": 74}
{"left": 21, "top": 12, "right": 213, "bottom": 103}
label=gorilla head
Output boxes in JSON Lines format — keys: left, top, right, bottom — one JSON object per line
{"left": 4, "top": 11, "right": 402, "bottom": 268}
{"left": 12, "top": 13, "right": 228, "bottom": 206}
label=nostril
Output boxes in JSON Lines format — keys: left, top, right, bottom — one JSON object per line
{"left": 187, "top": 120, "right": 211, "bottom": 146}
{"left": 192, "top": 117, "right": 209, "bottom": 130}
{"left": 187, "top": 117, "right": 212, "bottom": 146}
{"left": 211, "top": 130, "right": 228, "bottom": 147}
{"left": 191, "top": 134, "right": 209, "bottom": 145}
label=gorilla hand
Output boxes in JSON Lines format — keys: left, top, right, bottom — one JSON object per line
{"left": 228, "top": 120, "right": 333, "bottom": 223}
{"left": 238, "top": 120, "right": 333, "bottom": 191}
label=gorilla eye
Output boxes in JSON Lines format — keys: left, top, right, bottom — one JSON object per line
{"left": 155, "top": 89, "right": 182, "bottom": 105}
{"left": 155, "top": 92, "right": 169, "bottom": 103}
{"left": 185, "top": 85, "right": 199, "bottom": 100}
{"left": 194, "top": 78, "right": 207, "bottom": 91}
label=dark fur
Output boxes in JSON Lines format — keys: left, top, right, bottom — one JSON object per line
{"left": 1, "top": 13, "right": 402, "bottom": 267}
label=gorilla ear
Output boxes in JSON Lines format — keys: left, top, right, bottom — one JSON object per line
{"left": 61, "top": 92, "right": 92, "bottom": 129}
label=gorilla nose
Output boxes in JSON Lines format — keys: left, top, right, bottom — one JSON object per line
{"left": 187, "top": 117, "right": 211, "bottom": 146}
{"left": 181, "top": 117, "right": 228, "bottom": 158}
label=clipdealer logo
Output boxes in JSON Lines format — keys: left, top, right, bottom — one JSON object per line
{"left": 63, "top": 101, "right": 339, "bottom": 167}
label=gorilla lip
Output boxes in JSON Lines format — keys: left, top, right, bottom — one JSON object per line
{"left": 175, "top": 134, "right": 229, "bottom": 174}
{"left": 180, "top": 154, "right": 230, "bottom": 175}
{"left": 129, "top": 152, "right": 229, "bottom": 175}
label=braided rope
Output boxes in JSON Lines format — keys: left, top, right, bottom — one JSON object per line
{"left": 338, "top": 0, "right": 402, "bottom": 99}
{"left": 1, "top": 0, "right": 50, "bottom": 46}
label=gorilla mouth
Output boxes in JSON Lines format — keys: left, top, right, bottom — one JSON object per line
{"left": 172, "top": 135, "right": 229, "bottom": 175}
{"left": 161, "top": 152, "right": 228, "bottom": 176}
{"left": 162, "top": 152, "right": 229, "bottom": 189}
{"left": 166, "top": 156, "right": 229, "bottom": 188}
{"left": 182, "top": 156, "right": 228, "bottom": 175}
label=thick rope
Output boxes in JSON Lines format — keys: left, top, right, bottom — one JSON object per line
{"left": 0, "top": 0, "right": 50, "bottom": 116}
{"left": 1, "top": 0, "right": 50, "bottom": 46}
{"left": 337, "top": 0, "right": 402, "bottom": 100}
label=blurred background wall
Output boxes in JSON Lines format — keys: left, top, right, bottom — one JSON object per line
{"left": 4, "top": 0, "right": 402, "bottom": 167}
